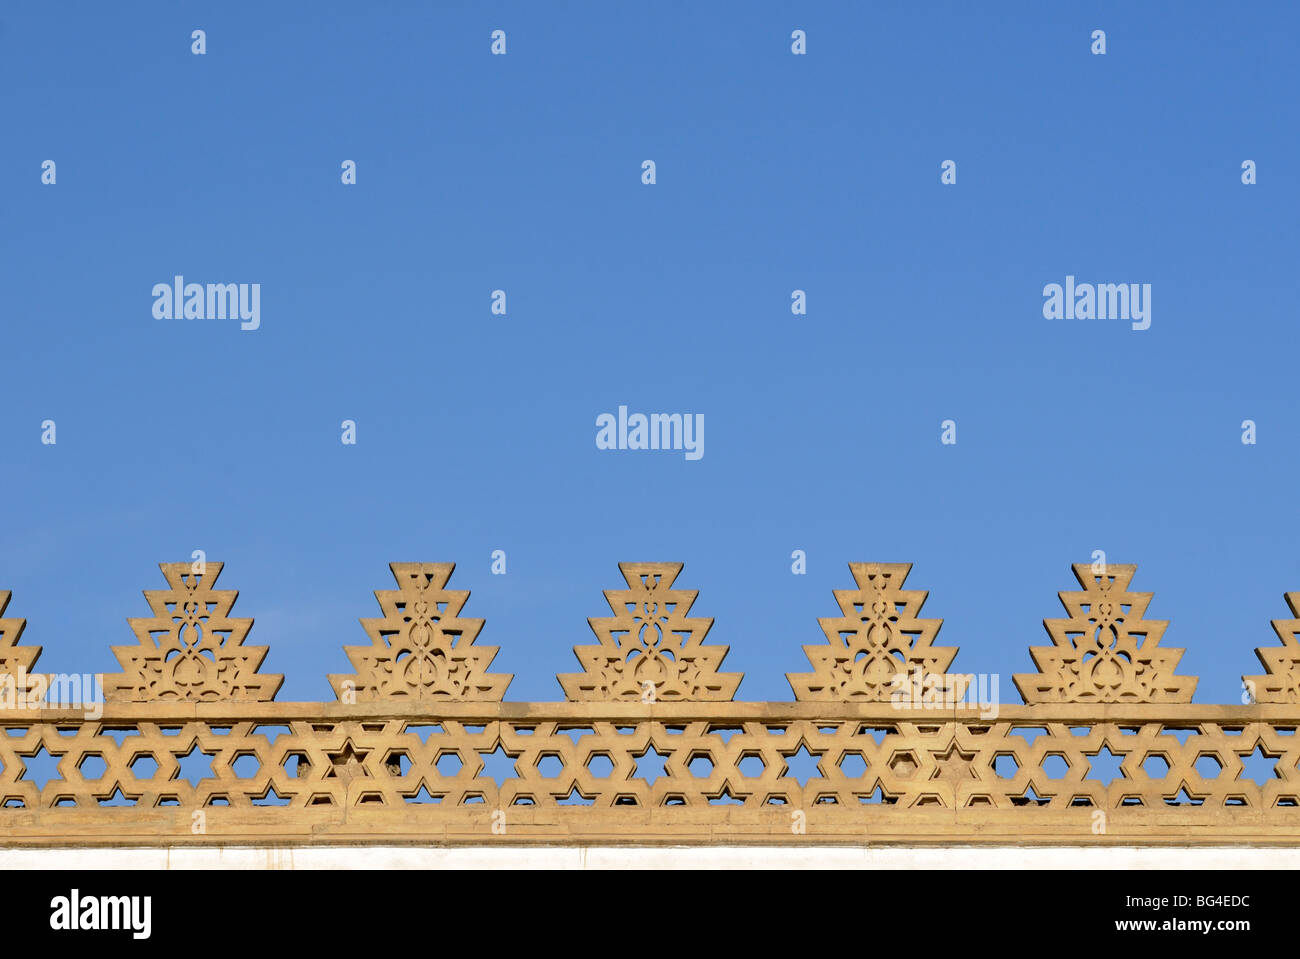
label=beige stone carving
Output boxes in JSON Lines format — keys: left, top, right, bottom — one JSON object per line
{"left": 1015, "top": 563, "right": 1196, "bottom": 704}
{"left": 1245, "top": 592, "right": 1300, "bottom": 703}
{"left": 0, "top": 592, "right": 40, "bottom": 699}
{"left": 788, "top": 563, "right": 963, "bottom": 702}
{"left": 558, "top": 562, "right": 741, "bottom": 702}
{"left": 105, "top": 563, "right": 281, "bottom": 702}
{"left": 2, "top": 559, "right": 1299, "bottom": 848}
{"left": 329, "top": 563, "right": 510, "bottom": 702}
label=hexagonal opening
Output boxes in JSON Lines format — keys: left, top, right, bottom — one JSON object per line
{"left": 281, "top": 752, "right": 310, "bottom": 778}
{"left": 434, "top": 751, "right": 464, "bottom": 777}
{"left": 128, "top": 753, "right": 159, "bottom": 779}
{"left": 888, "top": 750, "right": 918, "bottom": 778}
{"left": 1141, "top": 753, "right": 1170, "bottom": 779}
{"left": 536, "top": 753, "right": 564, "bottom": 778}
{"left": 586, "top": 753, "right": 615, "bottom": 778}
{"left": 230, "top": 753, "right": 261, "bottom": 779}
{"left": 1194, "top": 754, "right": 1223, "bottom": 779}
{"left": 992, "top": 753, "right": 1020, "bottom": 779}
{"left": 384, "top": 750, "right": 412, "bottom": 776}
{"left": 77, "top": 754, "right": 106, "bottom": 780}
{"left": 688, "top": 752, "right": 714, "bottom": 778}
{"left": 738, "top": 753, "right": 766, "bottom": 778}
{"left": 1042, "top": 754, "right": 1070, "bottom": 780}
{"left": 838, "top": 752, "right": 867, "bottom": 779}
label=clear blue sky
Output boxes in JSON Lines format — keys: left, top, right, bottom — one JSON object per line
{"left": 2, "top": 1, "right": 1296, "bottom": 704}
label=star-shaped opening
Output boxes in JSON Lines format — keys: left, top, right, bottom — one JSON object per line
{"left": 174, "top": 744, "right": 215, "bottom": 787}
{"left": 476, "top": 743, "right": 520, "bottom": 786}
{"left": 1237, "top": 742, "right": 1282, "bottom": 787}
{"left": 19, "top": 746, "right": 65, "bottom": 790}
{"left": 1084, "top": 745, "right": 1126, "bottom": 786}
{"left": 632, "top": 744, "right": 670, "bottom": 785}
{"left": 781, "top": 743, "right": 824, "bottom": 787}
{"left": 326, "top": 742, "right": 370, "bottom": 779}
{"left": 929, "top": 742, "right": 977, "bottom": 782}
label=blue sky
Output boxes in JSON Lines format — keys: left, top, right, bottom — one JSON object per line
{"left": 2, "top": 1, "right": 1297, "bottom": 703}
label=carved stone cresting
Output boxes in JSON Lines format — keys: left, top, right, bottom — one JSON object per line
{"left": 6, "top": 558, "right": 1300, "bottom": 845}
{"left": 329, "top": 563, "right": 511, "bottom": 702}
{"left": 788, "top": 563, "right": 963, "bottom": 702}
{"left": 0, "top": 592, "right": 41, "bottom": 699}
{"left": 558, "top": 562, "right": 741, "bottom": 702}
{"left": 1244, "top": 592, "right": 1300, "bottom": 703}
{"left": 106, "top": 563, "right": 281, "bottom": 702}
{"left": 1015, "top": 563, "right": 1196, "bottom": 704}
